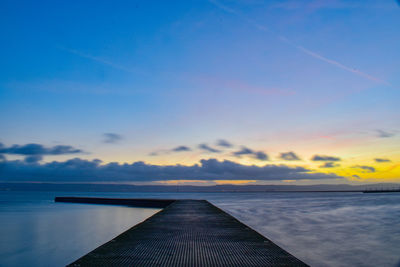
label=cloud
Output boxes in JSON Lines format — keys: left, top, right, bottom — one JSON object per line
{"left": 103, "top": 133, "right": 123, "bottom": 144}
{"left": 279, "top": 151, "right": 301, "bottom": 161}
{"left": 172, "top": 146, "right": 191, "bottom": 152}
{"left": 24, "top": 155, "right": 43, "bottom": 164}
{"left": 352, "top": 165, "right": 376, "bottom": 173}
{"left": 233, "top": 147, "right": 269, "bottom": 161}
{"left": 320, "top": 162, "right": 340, "bottom": 168}
{"left": 0, "top": 158, "right": 342, "bottom": 182}
{"left": 311, "top": 155, "right": 341, "bottom": 162}
{"left": 0, "top": 143, "right": 83, "bottom": 156}
{"left": 198, "top": 144, "right": 221, "bottom": 153}
{"left": 216, "top": 139, "right": 233, "bottom": 148}
{"left": 254, "top": 151, "right": 268, "bottom": 160}
{"left": 149, "top": 145, "right": 192, "bottom": 156}
{"left": 376, "top": 130, "right": 394, "bottom": 138}
{"left": 374, "top": 158, "right": 391, "bottom": 163}
{"left": 0, "top": 154, "right": 5, "bottom": 161}
{"left": 233, "top": 147, "right": 254, "bottom": 156}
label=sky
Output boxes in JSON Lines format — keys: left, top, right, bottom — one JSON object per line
{"left": 0, "top": 0, "right": 399, "bottom": 185}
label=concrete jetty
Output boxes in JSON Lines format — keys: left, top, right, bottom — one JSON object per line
{"left": 56, "top": 197, "right": 308, "bottom": 266}
{"left": 55, "top": 196, "right": 174, "bottom": 208}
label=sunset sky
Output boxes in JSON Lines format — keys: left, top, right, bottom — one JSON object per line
{"left": 0, "top": 0, "right": 399, "bottom": 185}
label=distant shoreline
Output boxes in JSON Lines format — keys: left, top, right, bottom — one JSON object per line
{"left": 1, "top": 182, "right": 399, "bottom": 193}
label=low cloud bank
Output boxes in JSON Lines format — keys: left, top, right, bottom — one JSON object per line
{"left": 0, "top": 158, "right": 341, "bottom": 182}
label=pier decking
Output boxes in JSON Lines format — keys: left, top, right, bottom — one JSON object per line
{"left": 56, "top": 197, "right": 308, "bottom": 266}
{"left": 55, "top": 196, "right": 174, "bottom": 208}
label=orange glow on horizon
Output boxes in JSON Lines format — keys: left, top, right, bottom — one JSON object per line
{"left": 213, "top": 180, "right": 257, "bottom": 185}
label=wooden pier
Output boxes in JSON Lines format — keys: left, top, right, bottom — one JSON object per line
{"left": 56, "top": 197, "right": 308, "bottom": 266}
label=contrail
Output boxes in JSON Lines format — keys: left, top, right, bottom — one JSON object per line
{"left": 294, "top": 45, "right": 391, "bottom": 86}
{"left": 58, "top": 47, "right": 147, "bottom": 76}
{"left": 208, "top": 0, "right": 391, "bottom": 86}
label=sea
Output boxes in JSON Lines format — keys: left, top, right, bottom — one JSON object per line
{"left": 0, "top": 191, "right": 399, "bottom": 267}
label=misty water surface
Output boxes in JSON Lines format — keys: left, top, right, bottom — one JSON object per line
{"left": 0, "top": 191, "right": 399, "bottom": 267}
{"left": 209, "top": 192, "right": 400, "bottom": 267}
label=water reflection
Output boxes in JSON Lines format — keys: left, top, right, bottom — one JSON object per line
{"left": 1, "top": 191, "right": 400, "bottom": 267}
{"left": 0, "top": 193, "right": 159, "bottom": 267}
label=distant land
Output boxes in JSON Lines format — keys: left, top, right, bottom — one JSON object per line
{"left": 1, "top": 182, "right": 400, "bottom": 192}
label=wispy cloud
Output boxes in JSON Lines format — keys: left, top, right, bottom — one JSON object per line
{"left": 216, "top": 139, "right": 234, "bottom": 148}
{"left": 103, "top": 133, "right": 123, "bottom": 144}
{"left": 311, "top": 155, "right": 341, "bottom": 162}
{"left": 376, "top": 130, "right": 395, "bottom": 138}
{"left": 149, "top": 145, "right": 192, "bottom": 156}
{"left": 320, "top": 162, "right": 340, "bottom": 168}
{"left": 172, "top": 146, "right": 191, "bottom": 152}
{"left": 352, "top": 165, "right": 376, "bottom": 173}
{"left": 254, "top": 151, "right": 268, "bottom": 160}
{"left": 233, "top": 147, "right": 269, "bottom": 161}
{"left": 279, "top": 151, "right": 301, "bottom": 161}
{"left": 198, "top": 144, "right": 221, "bottom": 153}
{"left": 375, "top": 158, "right": 391, "bottom": 163}
{"left": 208, "top": 0, "right": 391, "bottom": 86}
{"left": 233, "top": 147, "right": 254, "bottom": 157}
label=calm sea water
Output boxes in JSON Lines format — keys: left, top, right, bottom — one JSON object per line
{"left": 0, "top": 192, "right": 160, "bottom": 267}
{"left": 0, "top": 191, "right": 399, "bottom": 267}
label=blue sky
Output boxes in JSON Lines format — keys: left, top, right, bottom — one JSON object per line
{"left": 0, "top": 0, "right": 399, "bottom": 184}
